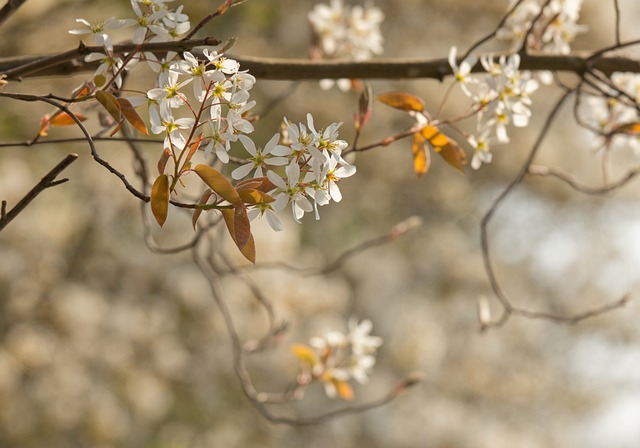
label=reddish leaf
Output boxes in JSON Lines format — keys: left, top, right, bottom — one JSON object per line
{"left": 236, "top": 176, "right": 277, "bottom": 193}
{"left": 157, "top": 148, "right": 172, "bottom": 175}
{"left": 238, "top": 189, "right": 275, "bottom": 205}
{"left": 376, "top": 91, "right": 424, "bottom": 112}
{"left": 183, "top": 134, "right": 203, "bottom": 166}
{"left": 192, "top": 189, "right": 213, "bottom": 229}
{"left": 234, "top": 206, "right": 251, "bottom": 250}
{"left": 151, "top": 174, "right": 170, "bottom": 227}
{"left": 220, "top": 207, "right": 256, "bottom": 264}
{"left": 411, "top": 132, "right": 430, "bottom": 176}
{"left": 95, "top": 90, "right": 122, "bottom": 121}
{"left": 118, "top": 97, "right": 148, "bottom": 135}
{"left": 193, "top": 164, "right": 242, "bottom": 206}
{"left": 39, "top": 111, "right": 88, "bottom": 136}
{"left": 240, "top": 233, "right": 256, "bottom": 264}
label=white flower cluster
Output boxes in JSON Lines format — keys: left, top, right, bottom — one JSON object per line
{"left": 497, "top": 0, "right": 587, "bottom": 54}
{"left": 69, "top": 2, "right": 358, "bottom": 232}
{"left": 581, "top": 72, "right": 640, "bottom": 153}
{"left": 308, "top": 0, "right": 384, "bottom": 91}
{"left": 232, "top": 113, "right": 357, "bottom": 230}
{"left": 69, "top": 1, "right": 191, "bottom": 88}
{"left": 146, "top": 48, "right": 255, "bottom": 164}
{"left": 449, "top": 48, "right": 539, "bottom": 169}
{"left": 300, "top": 318, "right": 383, "bottom": 399}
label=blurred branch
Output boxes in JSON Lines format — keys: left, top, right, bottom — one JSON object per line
{"left": 0, "top": 0, "right": 28, "bottom": 28}
{"left": 0, "top": 153, "right": 77, "bottom": 231}
{"left": 528, "top": 164, "right": 640, "bottom": 194}
{"left": 479, "top": 85, "right": 634, "bottom": 331}
{"left": 2, "top": 50, "right": 640, "bottom": 81}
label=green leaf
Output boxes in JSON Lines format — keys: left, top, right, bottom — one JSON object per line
{"left": 193, "top": 164, "right": 242, "bottom": 206}
{"left": 150, "top": 174, "right": 170, "bottom": 226}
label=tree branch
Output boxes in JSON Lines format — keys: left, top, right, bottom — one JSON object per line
{"left": 0, "top": 153, "right": 78, "bottom": 231}
{"left": 1, "top": 50, "right": 639, "bottom": 81}
{"left": 0, "top": 0, "right": 28, "bottom": 28}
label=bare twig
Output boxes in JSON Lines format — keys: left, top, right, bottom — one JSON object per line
{"left": 528, "top": 164, "right": 640, "bottom": 194}
{"left": 0, "top": 153, "right": 78, "bottom": 231}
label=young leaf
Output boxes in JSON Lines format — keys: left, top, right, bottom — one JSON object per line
{"left": 334, "top": 380, "right": 354, "bottom": 401}
{"left": 411, "top": 132, "right": 430, "bottom": 176}
{"left": 239, "top": 232, "right": 256, "bottom": 264}
{"left": 95, "top": 90, "right": 122, "bottom": 121}
{"left": 291, "top": 343, "right": 319, "bottom": 367}
{"left": 614, "top": 121, "right": 640, "bottom": 135}
{"left": 421, "top": 125, "right": 467, "bottom": 172}
{"left": 238, "top": 189, "right": 275, "bottom": 205}
{"left": 236, "top": 176, "right": 277, "bottom": 193}
{"left": 117, "top": 97, "right": 148, "bottom": 135}
{"left": 192, "top": 189, "right": 214, "bottom": 229}
{"left": 157, "top": 148, "right": 172, "bottom": 175}
{"left": 220, "top": 207, "right": 256, "bottom": 263}
{"left": 39, "top": 111, "right": 88, "bottom": 136}
{"left": 151, "top": 174, "right": 170, "bottom": 227}
{"left": 376, "top": 91, "right": 424, "bottom": 112}
{"left": 193, "top": 164, "right": 242, "bottom": 206}
{"left": 183, "top": 134, "right": 203, "bottom": 167}
{"left": 234, "top": 206, "right": 251, "bottom": 251}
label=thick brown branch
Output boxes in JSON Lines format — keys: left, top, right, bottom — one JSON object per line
{"left": 0, "top": 0, "right": 28, "bottom": 28}
{"left": 1, "top": 50, "right": 639, "bottom": 81}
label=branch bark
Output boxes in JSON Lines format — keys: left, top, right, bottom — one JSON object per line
{"left": 1, "top": 48, "right": 639, "bottom": 81}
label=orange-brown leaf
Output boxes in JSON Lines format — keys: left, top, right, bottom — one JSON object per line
{"left": 183, "top": 134, "right": 203, "bottom": 166}
{"left": 411, "top": 132, "right": 430, "bottom": 176}
{"left": 421, "top": 125, "right": 467, "bottom": 172}
{"left": 95, "top": 90, "right": 122, "bottom": 121}
{"left": 335, "top": 380, "right": 354, "bottom": 401}
{"left": 150, "top": 174, "right": 170, "bottom": 227}
{"left": 376, "top": 91, "right": 424, "bottom": 112}
{"left": 220, "top": 207, "right": 256, "bottom": 264}
{"left": 48, "top": 111, "right": 88, "bottom": 127}
{"left": 118, "top": 97, "right": 148, "bottom": 135}
{"left": 291, "top": 343, "right": 318, "bottom": 366}
{"left": 240, "top": 232, "right": 256, "bottom": 264}
{"left": 421, "top": 125, "right": 449, "bottom": 147}
{"left": 193, "top": 164, "right": 242, "bottom": 206}
{"left": 238, "top": 188, "right": 275, "bottom": 205}
{"left": 615, "top": 121, "right": 640, "bottom": 135}
{"left": 234, "top": 206, "right": 251, "bottom": 251}
{"left": 157, "top": 148, "right": 172, "bottom": 175}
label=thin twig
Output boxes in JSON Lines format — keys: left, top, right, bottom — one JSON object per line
{"left": 0, "top": 153, "right": 78, "bottom": 231}
{"left": 528, "top": 164, "right": 640, "bottom": 194}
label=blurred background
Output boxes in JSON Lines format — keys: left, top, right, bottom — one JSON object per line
{"left": 1, "top": 1, "right": 640, "bottom": 447}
